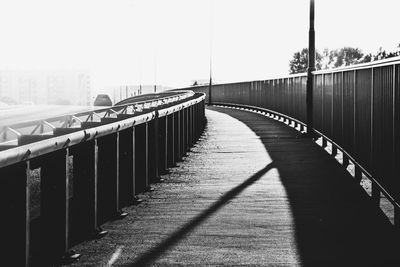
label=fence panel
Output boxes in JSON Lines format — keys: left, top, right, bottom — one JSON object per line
{"left": 190, "top": 58, "right": 400, "bottom": 215}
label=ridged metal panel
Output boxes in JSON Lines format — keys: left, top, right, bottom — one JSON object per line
{"left": 238, "top": 83, "right": 242, "bottom": 104}
{"left": 342, "top": 71, "right": 355, "bottom": 155}
{"left": 271, "top": 80, "right": 275, "bottom": 111}
{"left": 258, "top": 81, "right": 262, "bottom": 108}
{"left": 221, "top": 84, "right": 226, "bottom": 103}
{"left": 300, "top": 76, "right": 307, "bottom": 123}
{"left": 395, "top": 64, "right": 400, "bottom": 200}
{"left": 245, "top": 82, "right": 251, "bottom": 105}
{"left": 296, "top": 76, "right": 305, "bottom": 122}
{"left": 313, "top": 74, "right": 323, "bottom": 132}
{"left": 372, "top": 65, "right": 394, "bottom": 192}
{"left": 232, "top": 83, "right": 237, "bottom": 104}
{"left": 280, "top": 79, "right": 285, "bottom": 115}
{"left": 255, "top": 81, "right": 259, "bottom": 107}
{"left": 282, "top": 78, "right": 286, "bottom": 114}
{"left": 247, "top": 82, "right": 253, "bottom": 106}
{"left": 289, "top": 78, "right": 297, "bottom": 117}
{"left": 291, "top": 77, "right": 297, "bottom": 120}
{"left": 273, "top": 79, "right": 279, "bottom": 113}
{"left": 189, "top": 59, "right": 400, "bottom": 206}
{"left": 261, "top": 81, "right": 267, "bottom": 109}
{"left": 354, "top": 68, "right": 372, "bottom": 170}
{"left": 288, "top": 78, "right": 297, "bottom": 117}
{"left": 275, "top": 79, "right": 280, "bottom": 113}
{"left": 332, "top": 72, "right": 343, "bottom": 145}
{"left": 267, "top": 80, "right": 273, "bottom": 110}
{"left": 323, "top": 73, "right": 333, "bottom": 139}
{"left": 283, "top": 78, "right": 289, "bottom": 116}
{"left": 276, "top": 79, "right": 281, "bottom": 113}
{"left": 232, "top": 83, "right": 238, "bottom": 104}
{"left": 270, "top": 80, "right": 276, "bottom": 112}
{"left": 264, "top": 80, "right": 270, "bottom": 109}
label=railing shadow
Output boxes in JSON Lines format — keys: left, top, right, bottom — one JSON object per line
{"left": 215, "top": 107, "right": 399, "bottom": 266}
{"left": 125, "top": 106, "right": 398, "bottom": 266}
{"left": 126, "top": 163, "right": 275, "bottom": 267}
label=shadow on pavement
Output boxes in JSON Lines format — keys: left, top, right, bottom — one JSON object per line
{"left": 126, "top": 106, "right": 398, "bottom": 266}
{"left": 127, "top": 163, "right": 275, "bottom": 267}
{"left": 213, "top": 107, "right": 399, "bottom": 266}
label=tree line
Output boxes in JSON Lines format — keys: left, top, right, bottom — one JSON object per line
{"left": 289, "top": 44, "right": 400, "bottom": 74}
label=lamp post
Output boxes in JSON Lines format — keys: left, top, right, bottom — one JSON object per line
{"left": 306, "top": 0, "right": 315, "bottom": 137}
{"left": 208, "top": 0, "right": 213, "bottom": 105}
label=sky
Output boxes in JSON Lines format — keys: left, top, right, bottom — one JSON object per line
{"left": 0, "top": 0, "right": 399, "bottom": 91}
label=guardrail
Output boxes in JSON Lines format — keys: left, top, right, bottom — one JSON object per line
{"left": 0, "top": 91, "right": 194, "bottom": 148}
{"left": 0, "top": 91, "right": 206, "bottom": 266}
{"left": 190, "top": 56, "right": 400, "bottom": 228}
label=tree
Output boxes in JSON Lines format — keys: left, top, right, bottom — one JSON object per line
{"left": 290, "top": 44, "right": 400, "bottom": 74}
{"left": 372, "top": 45, "right": 400, "bottom": 60}
{"left": 289, "top": 48, "right": 323, "bottom": 74}
{"left": 329, "top": 47, "right": 364, "bottom": 68}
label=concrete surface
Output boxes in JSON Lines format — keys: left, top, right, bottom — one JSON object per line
{"left": 68, "top": 106, "right": 398, "bottom": 266}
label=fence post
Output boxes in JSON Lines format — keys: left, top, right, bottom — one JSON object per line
{"left": 1, "top": 161, "right": 30, "bottom": 266}
{"left": 118, "top": 128, "right": 135, "bottom": 206}
{"left": 135, "top": 123, "right": 149, "bottom": 193}
{"left": 38, "top": 149, "right": 80, "bottom": 264}
{"left": 167, "top": 114, "right": 175, "bottom": 167}
{"left": 71, "top": 140, "right": 107, "bottom": 243}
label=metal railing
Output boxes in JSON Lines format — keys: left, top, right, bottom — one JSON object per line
{"left": 0, "top": 91, "right": 194, "bottom": 148}
{"left": 0, "top": 91, "right": 206, "bottom": 266}
{"left": 190, "top": 56, "right": 400, "bottom": 227}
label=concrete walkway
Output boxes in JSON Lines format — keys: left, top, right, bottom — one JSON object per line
{"left": 70, "top": 107, "right": 398, "bottom": 266}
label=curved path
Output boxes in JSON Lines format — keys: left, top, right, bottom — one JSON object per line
{"left": 69, "top": 106, "right": 398, "bottom": 266}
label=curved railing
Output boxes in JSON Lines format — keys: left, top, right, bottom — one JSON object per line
{"left": 0, "top": 90, "right": 194, "bottom": 149}
{"left": 190, "top": 56, "right": 400, "bottom": 226}
{"left": 0, "top": 91, "right": 206, "bottom": 266}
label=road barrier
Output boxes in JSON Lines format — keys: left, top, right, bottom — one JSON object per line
{"left": 0, "top": 91, "right": 206, "bottom": 266}
{"left": 191, "top": 56, "right": 400, "bottom": 229}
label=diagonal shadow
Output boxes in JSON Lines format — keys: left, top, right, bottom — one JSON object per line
{"left": 127, "top": 163, "right": 275, "bottom": 267}
{"left": 212, "top": 106, "right": 399, "bottom": 266}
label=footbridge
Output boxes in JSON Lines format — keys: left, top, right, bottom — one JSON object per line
{"left": 1, "top": 57, "right": 400, "bottom": 266}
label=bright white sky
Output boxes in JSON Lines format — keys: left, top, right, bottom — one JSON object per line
{"left": 0, "top": 0, "right": 399, "bottom": 90}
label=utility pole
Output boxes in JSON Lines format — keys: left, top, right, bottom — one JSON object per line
{"left": 306, "top": 0, "right": 315, "bottom": 137}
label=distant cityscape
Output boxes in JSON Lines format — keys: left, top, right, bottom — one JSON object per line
{"left": 0, "top": 70, "right": 177, "bottom": 107}
{"left": 0, "top": 70, "right": 91, "bottom": 106}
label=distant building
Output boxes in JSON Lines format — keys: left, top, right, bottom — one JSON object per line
{"left": 0, "top": 70, "right": 91, "bottom": 105}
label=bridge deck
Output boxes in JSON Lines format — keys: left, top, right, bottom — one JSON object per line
{"left": 70, "top": 106, "right": 397, "bottom": 266}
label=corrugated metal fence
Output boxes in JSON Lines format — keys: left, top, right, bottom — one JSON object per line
{"left": 190, "top": 57, "right": 400, "bottom": 224}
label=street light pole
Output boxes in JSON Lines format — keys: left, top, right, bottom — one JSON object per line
{"left": 306, "top": 0, "right": 315, "bottom": 136}
{"left": 208, "top": 0, "right": 213, "bottom": 105}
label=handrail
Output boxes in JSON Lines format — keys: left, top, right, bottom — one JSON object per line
{"left": 0, "top": 90, "right": 206, "bottom": 266}
{"left": 0, "top": 91, "right": 201, "bottom": 168}
{"left": 0, "top": 91, "right": 194, "bottom": 146}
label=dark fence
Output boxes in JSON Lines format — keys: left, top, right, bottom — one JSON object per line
{"left": 191, "top": 57, "right": 400, "bottom": 226}
{"left": 0, "top": 91, "right": 206, "bottom": 266}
